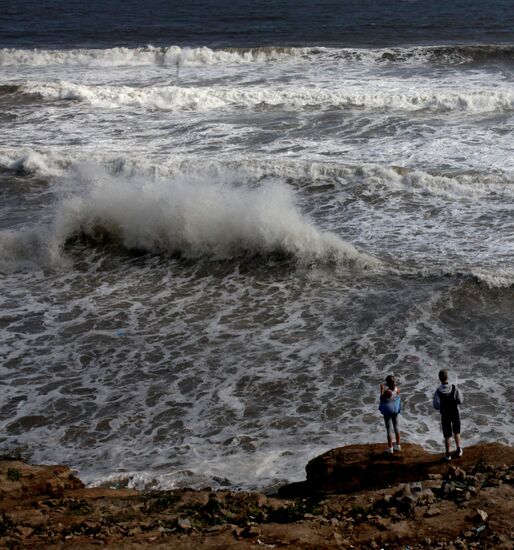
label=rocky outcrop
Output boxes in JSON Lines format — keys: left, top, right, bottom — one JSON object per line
{"left": 280, "top": 442, "right": 514, "bottom": 496}
{"left": 0, "top": 459, "right": 84, "bottom": 500}
{"left": 0, "top": 444, "right": 512, "bottom": 549}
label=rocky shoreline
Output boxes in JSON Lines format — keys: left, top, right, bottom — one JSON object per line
{"left": 1, "top": 443, "right": 513, "bottom": 549}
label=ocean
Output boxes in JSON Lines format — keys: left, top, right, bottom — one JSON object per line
{"left": 1, "top": 0, "right": 513, "bottom": 491}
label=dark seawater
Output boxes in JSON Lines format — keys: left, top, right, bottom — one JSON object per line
{"left": 1, "top": 0, "right": 514, "bottom": 48}
{"left": 0, "top": 0, "right": 513, "bottom": 491}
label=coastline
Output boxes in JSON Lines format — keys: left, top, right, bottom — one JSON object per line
{"left": 1, "top": 443, "right": 513, "bottom": 549}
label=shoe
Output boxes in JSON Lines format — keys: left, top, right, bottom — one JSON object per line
{"left": 456, "top": 448, "right": 463, "bottom": 457}
{"left": 393, "top": 444, "right": 402, "bottom": 452}
{"left": 444, "top": 454, "right": 452, "bottom": 461}
{"left": 384, "top": 447, "right": 394, "bottom": 454}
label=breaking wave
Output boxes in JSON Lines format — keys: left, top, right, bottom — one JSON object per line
{"left": 1, "top": 44, "right": 513, "bottom": 68}
{"left": 0, "top": 45, "right": 299, "bottom": 68}
{"left": 21, "top": 80, "right": 514, "bottom": 114}
{"left": 2, "top": 148, "right": 513, "bottom": 200}
{"left": 0, "top": 164, "right": 379, "bottom": 271}
{"left": 55, "top": 167, "right": 378, "bottom": 267}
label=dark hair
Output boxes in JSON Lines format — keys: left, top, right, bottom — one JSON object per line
{"left": 438, "top": 369, "right": 448, "bottom": 383}
{"left": 385, "top": 375, "right": 396, "bottom": 390}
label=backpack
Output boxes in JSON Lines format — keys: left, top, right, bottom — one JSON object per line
{"left": 437, "top": 385, "right": 458, "bottom": 415}
{"left": 379, "top": 394, "right": 401, "bottom": 416}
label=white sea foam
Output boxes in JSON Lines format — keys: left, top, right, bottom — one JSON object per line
{"left": 2, "top": 148, "right": 513, "bottom": 200}
{"left": 53, "top": 165, "right": 378, "bottom": 267}
{"left": 0, "top": 227, "right": 62, "bottom": 271}
{"left": 1, "top": 37, "right": 513, "bottom": 492}
{"left": 0, "top": 45, "right": 298, "bottom": 68}
{"left": 23, "top": 80, "right": 514, "bottom": 114}
{"left": 0, "top": 149, "right": 66, "bottom": 177}
{"left": 2, "top": 44, "right": 512, "bottom": 69}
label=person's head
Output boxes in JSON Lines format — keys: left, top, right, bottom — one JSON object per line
{"left": 385, "top": 375, "right": 395, "bottom": 390}
{"left": 438, "top": 369, "right": 449, "bottom": 384}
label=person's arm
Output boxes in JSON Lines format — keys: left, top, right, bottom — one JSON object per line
{"left": 433, "top": 390, "right": 440, "bottom": 410}
{"left": 380, "top": 383, "right": 385, "bottom": 397}
{"left": 455, "top": 386, "right": 463, "bottom": 405}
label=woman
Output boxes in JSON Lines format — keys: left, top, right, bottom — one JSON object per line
{"left": 379, "top": 375, "right": 402, "bottom": 453}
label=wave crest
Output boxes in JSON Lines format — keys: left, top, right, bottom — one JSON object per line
{"left": 2, "top": 44, "right": 513, "bottom": 68}
{"left": 23, "top": 80, "right": 514, "bottom": 114}
{"left": 0, "top": 45, "right": 298, "bottom": 68}
{"left": 54, "top": 166, "right": 377, "bottom": 268}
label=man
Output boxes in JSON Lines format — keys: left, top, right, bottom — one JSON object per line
{"left": 433, "top": 369, "right": 463, "bottom": 460}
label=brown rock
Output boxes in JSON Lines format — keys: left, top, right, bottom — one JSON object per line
{"left": 280, "top": 443, "right": 514, "bottom": 496}
{"left": 475, "top": 509, "right": 488, "bottom": 522}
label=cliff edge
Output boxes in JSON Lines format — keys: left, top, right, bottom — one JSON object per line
{"left": 1, "top": 443, "right": 513, "bottom": 549}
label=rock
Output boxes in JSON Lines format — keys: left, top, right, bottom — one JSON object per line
{"left": 178, "top": 518, "right": 192, "bottom": 530}
{"left": 0, "top": 460, "right": 84, "bottom": 500}
{"left": 475, "top": 509, "right": 488, "bottom": 523}
{"left": 410, "top": 481, "right": 423, "bottom": 492}
{"left": 425, "top": 507, "right": 441, "bottom": 517}
{"left": 17, "top": 526, "right": 34, "bottom": 538}
{"left": 205, "top": 524, "right": 225, "bottom": 533}
{"left": 241, "top": 525, "right": 260, "bottom": 538}
{"left": 232, "top": 526, "right": 243, "bottom": 537}
{"left": 330, "top": 532, "right": 344, "bottom": 547}
{"left": 443, "top": 482, "right": 456, "bottom": 495}
{"left": 280, "top": 443, "right": 514, "bottom": 496}
{"left": 375, "top": 517, "right": 389, "bottom": 530}
{"left": 417, "top": 489, "right": 436, "bottom": 505}
{"left": 449, "top": 466, "right": 467, "bottom": 479}
{"left": 402, "top": 484, "right": 413, "bottom": 497}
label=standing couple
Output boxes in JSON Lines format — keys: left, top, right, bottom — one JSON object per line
{"left": 379, "top": 369, "right": 463, "bottom": 460}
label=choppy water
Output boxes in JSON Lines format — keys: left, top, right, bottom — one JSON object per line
{"left": 1, "top": 1, "right": 513, "bottom": 491}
